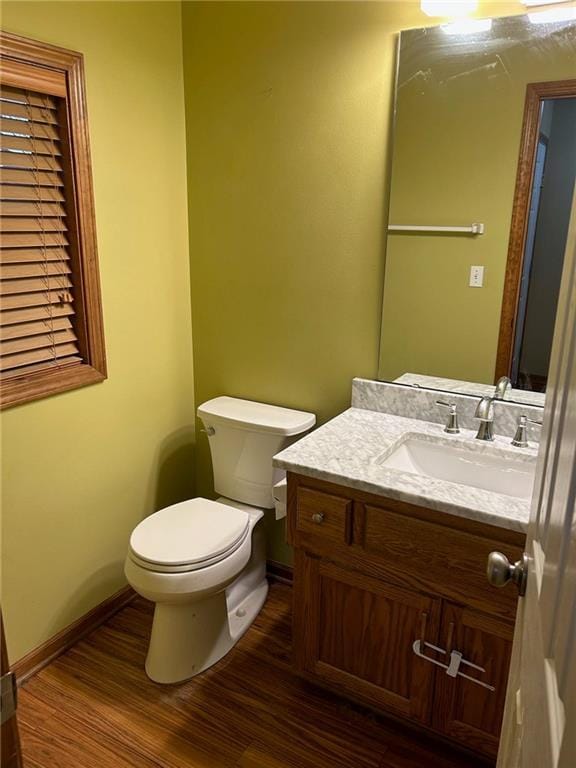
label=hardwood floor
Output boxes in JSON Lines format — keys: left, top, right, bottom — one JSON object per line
{"left": 18, "top": 583, "right": 491, "bottom": 768}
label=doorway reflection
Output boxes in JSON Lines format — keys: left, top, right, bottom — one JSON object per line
{"left": 512, "top": 97, "right": 576, "bottom": 393}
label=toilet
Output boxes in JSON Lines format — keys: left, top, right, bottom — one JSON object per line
{"left": 125, "top": 396, "right": 315, "bottom": 684}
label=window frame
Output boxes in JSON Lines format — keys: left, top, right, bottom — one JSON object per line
{"left": 1, "top": 32, "right": 106, "bottom": 409}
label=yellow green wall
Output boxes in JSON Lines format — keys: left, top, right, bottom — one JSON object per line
{"left": 1, "top": 1, "right": 195, "bottom": 662}
{"left": 181, "top": 1, "right": 522, "bottom": 563}
{"left": 379, "top": 16, "right": 576, "bottom": 384}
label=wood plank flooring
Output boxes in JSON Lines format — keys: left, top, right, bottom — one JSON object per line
{"left": 18, "top": 583, "right": 490, "bottom": 768}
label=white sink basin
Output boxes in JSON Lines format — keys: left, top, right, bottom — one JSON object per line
{"left": 377, "top": 436, "right": 535, "bottom": 500}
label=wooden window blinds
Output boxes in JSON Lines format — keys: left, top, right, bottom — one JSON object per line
{"left": 1, "top": 86, "right": 80, "bottom": 374}
{"left": 0, "top": 33, "right": 106, "bottom": 408}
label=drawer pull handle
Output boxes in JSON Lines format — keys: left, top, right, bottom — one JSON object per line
{"left": 311, "top": 512, "right": 324, "bottom": 524}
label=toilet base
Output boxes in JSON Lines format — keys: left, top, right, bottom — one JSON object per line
{"left": 145, "top": 578, "right": 268, "bottom": 684}
{"left": 228, "top": 577, "right": 268, "bottom": 642}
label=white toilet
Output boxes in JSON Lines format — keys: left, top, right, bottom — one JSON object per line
{"left": 125, "top": 396, "right": 315, "bottom": 684}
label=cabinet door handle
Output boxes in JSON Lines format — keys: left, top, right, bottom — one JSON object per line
{"left": 311, "top": 512, "right": 324, "bottom": 524}
{"left": 413, "top": 612, "right": 447, "bottom": 663}
{"left": 445, "top": 621, "right": 455, "bottom": 655}
{"left": 420, "top": 611, "right": 428, "bottom": 644}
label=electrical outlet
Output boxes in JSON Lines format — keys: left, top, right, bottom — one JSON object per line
{"left": 469, "top": 266, "right": 484, "bottom": 288}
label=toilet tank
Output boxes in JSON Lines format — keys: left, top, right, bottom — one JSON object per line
{"left": 197, "top": 397, "right": 316, "bottom": 508}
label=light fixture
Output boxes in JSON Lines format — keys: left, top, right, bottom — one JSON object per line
{"left": 529, "top": 6, "right": 576, "bottom": 21}
{"left": 421, "top": 1, "right": 479, "bottom": 18}
{"left": 442, "top": 18, "right": 493, "bottom": 33}
{"left": 522, "top": 0, "right": 572, "bottom": 5}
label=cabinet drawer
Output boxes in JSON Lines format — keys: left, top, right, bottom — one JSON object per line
{"left": 296, "top": 487, "right": 352, "bottom": 545}
{"left": 360, "top": 504, "right": 523, "bottom": 619}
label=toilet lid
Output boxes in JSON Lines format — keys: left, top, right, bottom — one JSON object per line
{"left": 129, "top": 498, "right": 250, "bottom": 569}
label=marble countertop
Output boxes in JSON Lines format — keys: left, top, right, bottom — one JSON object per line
{"left": 274, "top": 408, "right": 536, "bottom": 533}
{"left": 395, "top": 372, "right": 546, "bottom": 408}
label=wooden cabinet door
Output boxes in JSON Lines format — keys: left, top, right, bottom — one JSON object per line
{"left": 292, "top": 550, "right": 442, "bottom": 724}
{"left": 432, "top": 603, "right": 514, "bottom": 759}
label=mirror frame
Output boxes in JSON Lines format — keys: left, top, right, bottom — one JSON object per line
{"left": 495, "top": 77, "right": 576, "bottom": 382}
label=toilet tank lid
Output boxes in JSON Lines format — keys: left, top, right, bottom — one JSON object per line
{"left": 197, "top": 396, "right": 315, "bottom": 436}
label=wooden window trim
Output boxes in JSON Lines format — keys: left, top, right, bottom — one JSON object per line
{"left": 494, "top": 78, "right": 576, "bottom": 384}
{"left": 1, "top": 32, "right": 106, "bottom": 409}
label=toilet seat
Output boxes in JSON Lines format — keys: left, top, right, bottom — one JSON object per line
{"left": 129, "top": 498, "right": 250, "bottom": 574}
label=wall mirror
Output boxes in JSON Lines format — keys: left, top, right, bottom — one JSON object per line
{"left": 378, "top": 10, "right": 576, "bottom": 407}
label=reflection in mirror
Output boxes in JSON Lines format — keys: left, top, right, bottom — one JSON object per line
{"left": 378, "top": 12, "right": 576, "bottom": 405}
{"left": 498, "top": 90, "right": 576, "bottom": 393}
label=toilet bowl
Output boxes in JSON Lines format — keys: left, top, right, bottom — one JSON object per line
{"left": 125, "top": 497, "right": 267, "bottom": 683}
{"left": 125, "top": 396, "right": 315, "bottom": 684}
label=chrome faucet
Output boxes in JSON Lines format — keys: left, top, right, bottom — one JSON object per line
{"left": 474, "top": 396, "right": 495, "bottom": 441}
{"left": 494, "top": 376, "right": 511, "bottom": 400}
{"left": 475, "top": 377, "right": 510, "bottom": 441}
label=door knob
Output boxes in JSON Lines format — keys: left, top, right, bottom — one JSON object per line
{"left": 487, "top": 551, "right": 528, "bottom": 596}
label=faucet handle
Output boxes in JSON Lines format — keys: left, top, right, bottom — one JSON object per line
{"left": 511, "top": 415, "right": 542, "bottom": 448}
{"left": 511, "top": 415, "right": 528, "bottom": 448}
{"left": 436, "top": 401, "right": 460, "bottom": 434}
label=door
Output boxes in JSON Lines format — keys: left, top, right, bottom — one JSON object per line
{"left": 292, "top": 551, "right": 441, "bottom": 724}
{"left": 496, "top": 194, "right": 576, "bottom": 767}
{"left": 433, "top": 604, "right": 514, "bottom": 759}
{"left": 1, "top": 612, "right": 22, "bottom": 768}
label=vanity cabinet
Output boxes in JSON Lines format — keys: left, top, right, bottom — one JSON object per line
{"left": 287, "top": 473, "right": 524, "bottom": 760}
